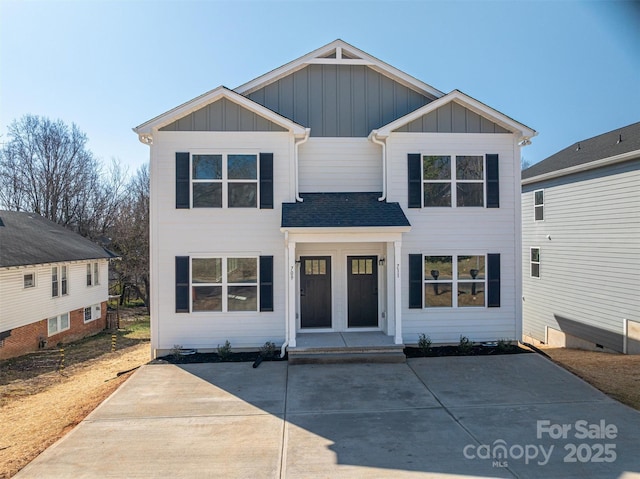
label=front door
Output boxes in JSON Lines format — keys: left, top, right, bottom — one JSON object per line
{"left": 300, "top": 256, "right": 332, "bottom": 328}
{"left": 347, "top": 256, "right": 378, "bottom": 327}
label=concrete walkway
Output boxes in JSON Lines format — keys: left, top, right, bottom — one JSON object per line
{"left": 15, "top": 354, "right": 640, "bottom": 478}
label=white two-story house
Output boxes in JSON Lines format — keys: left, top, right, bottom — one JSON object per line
{"left": 0, "top": 210, "right": 112, "bottom": 359}
{"left": 134, "top": 40, "right": 535, "bottom": 358}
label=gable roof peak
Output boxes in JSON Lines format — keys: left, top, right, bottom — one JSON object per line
{"left": 234, "top": 39, "right": 444, "bottom": 100}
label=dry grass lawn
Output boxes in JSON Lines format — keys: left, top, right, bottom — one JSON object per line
{"left": 0, "top": 309, "right": 150, "bottom": 479}
{"left": 542, "top": 347, "right": 640, "bottom": 410}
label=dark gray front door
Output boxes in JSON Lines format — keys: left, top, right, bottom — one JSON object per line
{"left": 347, "top": 256, "right": 378, "bottom": 328}
{"left": 300, "top": 256, "right": 331, "bottom": 328}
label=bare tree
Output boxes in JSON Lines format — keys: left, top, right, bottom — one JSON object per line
{"left": 0, "top": 115, "right": 127, "bottom": 239}
{"left": 109, "top": 164, "right": 150, "bottom": 312}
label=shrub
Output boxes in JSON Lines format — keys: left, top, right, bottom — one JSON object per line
{"left": 217, "top": 340, "right": 232, "bottom": 361}
{"left": 171, "top": 344, "right": 183, "bottom": 361}
{"left": 260, "top": 341, "right": 277, "bottom": 359}
{"left": 417, "top": 333, "right": 432, "bottom": 356}
{"left": 457, "top": 335, "right": 474, "bottom": 355}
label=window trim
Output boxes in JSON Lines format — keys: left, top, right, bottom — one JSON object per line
{"left": 93, "top": 262, "right": 99, "bottom": 285}
{"left": 421, "top": 154, "right": 486, "bottom": 208}
{"left": 534, "top": 189, "right": 544, "bottom": 221}
{"left": 52, "top": 266, "right": 59, "bottom": 298}
{"left": 84, "top": 303, "right": 101, "bottom": 323}
{"left": 190, "top": 255, "right": 260, "bottom": 313}
{"left": 48, "top": 312, "right": 70, "bottom": 336}
{"left": 191, "top": 152, "right": 260, "bottom": 209}
{"left": 87, "top": 262, "right": 99, "bottom": 287}
{"left": 530, "top": 247, "right": 541, "bottom": 278}
{"left": 421, "top": 254, "right": 488, "bottom": 309}
{"left": 23, "top": 271, "right": 36, "bottom": 289}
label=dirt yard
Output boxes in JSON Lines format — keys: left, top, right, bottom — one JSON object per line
{"left": 0, "top": 309, "right": 151, "bottom": 479}
{"left": 2, "top": 317, "right": 640, "bottom": 479}
{"left": 541, "top": 347, "right": 640, "bottom": 410}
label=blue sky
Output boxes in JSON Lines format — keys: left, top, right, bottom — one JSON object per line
{"left": 1, "top": 0, "right": 639, "bottom": 173}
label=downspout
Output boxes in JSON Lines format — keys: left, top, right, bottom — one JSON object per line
{"left": 280, "top": 231, "right": 289, "bottom": 358}
{"left": 369, "top": 130, "right": 387, "bottom": 201}
{"left": 294, "top": 128, "right": 311, "bottom": 202}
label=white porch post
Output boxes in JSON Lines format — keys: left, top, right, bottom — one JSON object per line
{"left": 287, "top": 239, "right": 297, "bottom": 347}
{"left": 394, "top": 240, "right": 403, "bottom": 344}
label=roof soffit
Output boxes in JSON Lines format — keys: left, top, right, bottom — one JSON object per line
{"left": 233, "top": 39, "right": 444, "bottom": 100}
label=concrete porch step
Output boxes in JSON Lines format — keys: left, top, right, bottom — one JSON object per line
{"left": 288, "top": 345, "right": 406, "bottom": 364}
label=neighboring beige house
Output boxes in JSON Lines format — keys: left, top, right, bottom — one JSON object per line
{"left": 134, "top": 39, "right": 536, "bottom": 358}
{"left": 0, "top": 210, "right": 113, "bottom": 359}
{"left": 522, "top": 121, "right": 640, "bottom": 353}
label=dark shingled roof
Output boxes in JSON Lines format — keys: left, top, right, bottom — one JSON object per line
{"left": 522, "top": 121, "right": 640, "bottom": 180}
{"left": 0, "top": 210, "right": 116, "bottom": 268}
{"left": 281, "top": 193, "right": 411, "bottom": 228}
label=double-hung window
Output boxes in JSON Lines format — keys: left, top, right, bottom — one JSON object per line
{"left": 52, "top": 266, "right": 68, "bottom": 297}
{"left": 423, "top": 255, "right": 486, "bottom": 308}
{"left": 24, "top": 272, "right": 35, "bottom": 289}
{"left": 534, "top": 190, "right": 544, "bottom": 221}
{"left": 87, "top": 262, "right": 99, "bottom": 286}
{"left": 192, "top": 154, "right": 257, "bottom": 208}
{"left": 192, "top": 257, "right": 258, "bottom": 312}
{"left": 422, "top": 155, "right": 484, "bottom": 207}
{"left": 530, "top": 248, "right": 540, "bottom": 278}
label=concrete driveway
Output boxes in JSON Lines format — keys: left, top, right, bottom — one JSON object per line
{"left": 15, "top": 354, "right": 640, "bottom": 478}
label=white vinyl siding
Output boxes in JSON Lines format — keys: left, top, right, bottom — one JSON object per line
{"left": 522, "top": 159, "right": 640, "bottom": 351}
{"left": 388, "top": 132, "right": 522, "bottom": 344}
{"left": 150, "top": 131, "right": 290, "bottom": 351}
{"left": 0, "top": 260, "right": 109, "bottom": 332}
{"left": 299, "top": 138, "right": 382, "bottom": 193}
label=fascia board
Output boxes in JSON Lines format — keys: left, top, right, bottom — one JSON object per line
{"left": 376, "top": 90, "right": 537, "bottom": 140}
{"left": 235, "top": 39, "right": 444, "bottom": 100}
{"left": 521, "top": 149, "right": 640, "bottom": 186}
{"left": 133, "top": 87, "right": 307, "bottom": 136}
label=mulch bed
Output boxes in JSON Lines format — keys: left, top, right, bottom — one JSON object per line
{"left": 156, "top": 351, "right": 287, "bottom": 365}
{"left": 404, "top": 343, "right": 532, "bottom": 358}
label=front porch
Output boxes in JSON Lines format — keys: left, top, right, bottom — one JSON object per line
{"left": 288, "top": 331, "right": 406, "bottom": 364}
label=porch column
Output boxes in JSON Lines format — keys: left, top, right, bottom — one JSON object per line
{"left": 287, "top": 239, "right": 297, "bottom": 347}
{"left": 394, "top": 240, "right": 403, "bottom": 344}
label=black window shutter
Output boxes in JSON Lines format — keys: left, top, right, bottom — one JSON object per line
{"left": 408, "top": 254, "right": 423, "bottom": 309}
{"left": 175, "top": 256, "right": 190, "bottom": 313}
{"left": 407, "top": 153, "right": 422, "bottom": 208}
{"left": 259, "top": 153, "right": 274, "bottom": 209}
{"left": 486, "top": 154, "right": 499, "bottom": 208}
{"left": 176, "top": 152, "right": 190, "bottom": 209}
{"left": 259, "top": 256, "right": 274, "bottom": 311}
{"left": 487, "top": 253, "right": 500, "bottom": 307}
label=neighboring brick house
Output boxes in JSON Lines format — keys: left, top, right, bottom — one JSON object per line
{"left": 134, "top": 39, "right": 536, "bottom": 358}
{"left": 0, "top": 210, "right": 114, "bottom": 359}
{"left": 522, "top": 121, "right": 640, "bottom": 354}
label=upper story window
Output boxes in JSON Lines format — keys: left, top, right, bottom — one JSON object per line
{"left": 87, "top": 262, "right": 99, "bottom": 286}
{"left": 52, "top": 265, "right": 68, "bottom": 297}
{"left": 192, "top": 154, "right": 257, "bottom": 208}
{"left": 534, "top": 189, "right": 544, "bottom": 221}
{"left": 191, "top": 257, "right": 258, "bottom": 312}
{"left": 423, "top": 155, "right": 484, "bottom": 207}
{"left": 24, "top": 272, "right": 35, "bottom": 289}
{"left": 409, "top": 153, "right": 499, "bottom": 209}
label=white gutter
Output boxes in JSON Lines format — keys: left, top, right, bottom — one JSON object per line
{"left": 522, "top": 149, "right": 639, "bottom": 186}
{"left": 369, "top": 130, "right": 387, "bottom": 201}
{"left": 294, "top": 129, "right": 311, "bottom": 202}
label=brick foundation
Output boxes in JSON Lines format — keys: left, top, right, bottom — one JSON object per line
{"left": 0, "top": 301, "right": 107, "bottom": 360}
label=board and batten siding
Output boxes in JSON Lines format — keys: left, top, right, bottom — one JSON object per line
{"left": 0, "top": 260, "right": 109, "bottom": 332}
{"left": 298, "top": 138, "right": 382, "bottom": 193}
{"left": 150, "top": 131, "right": 294, "bottom": 353}
{"left": 522, "top": 159, "right": 640, "bottom": 352}
{"left": 394, "top": 102, "right": 511, "bottom": 134}
{"left": 247, "top": 64, "right": 433, "bottom": 137}
{"left": 385, "top": 132, "right": 522, "bottom": 344}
